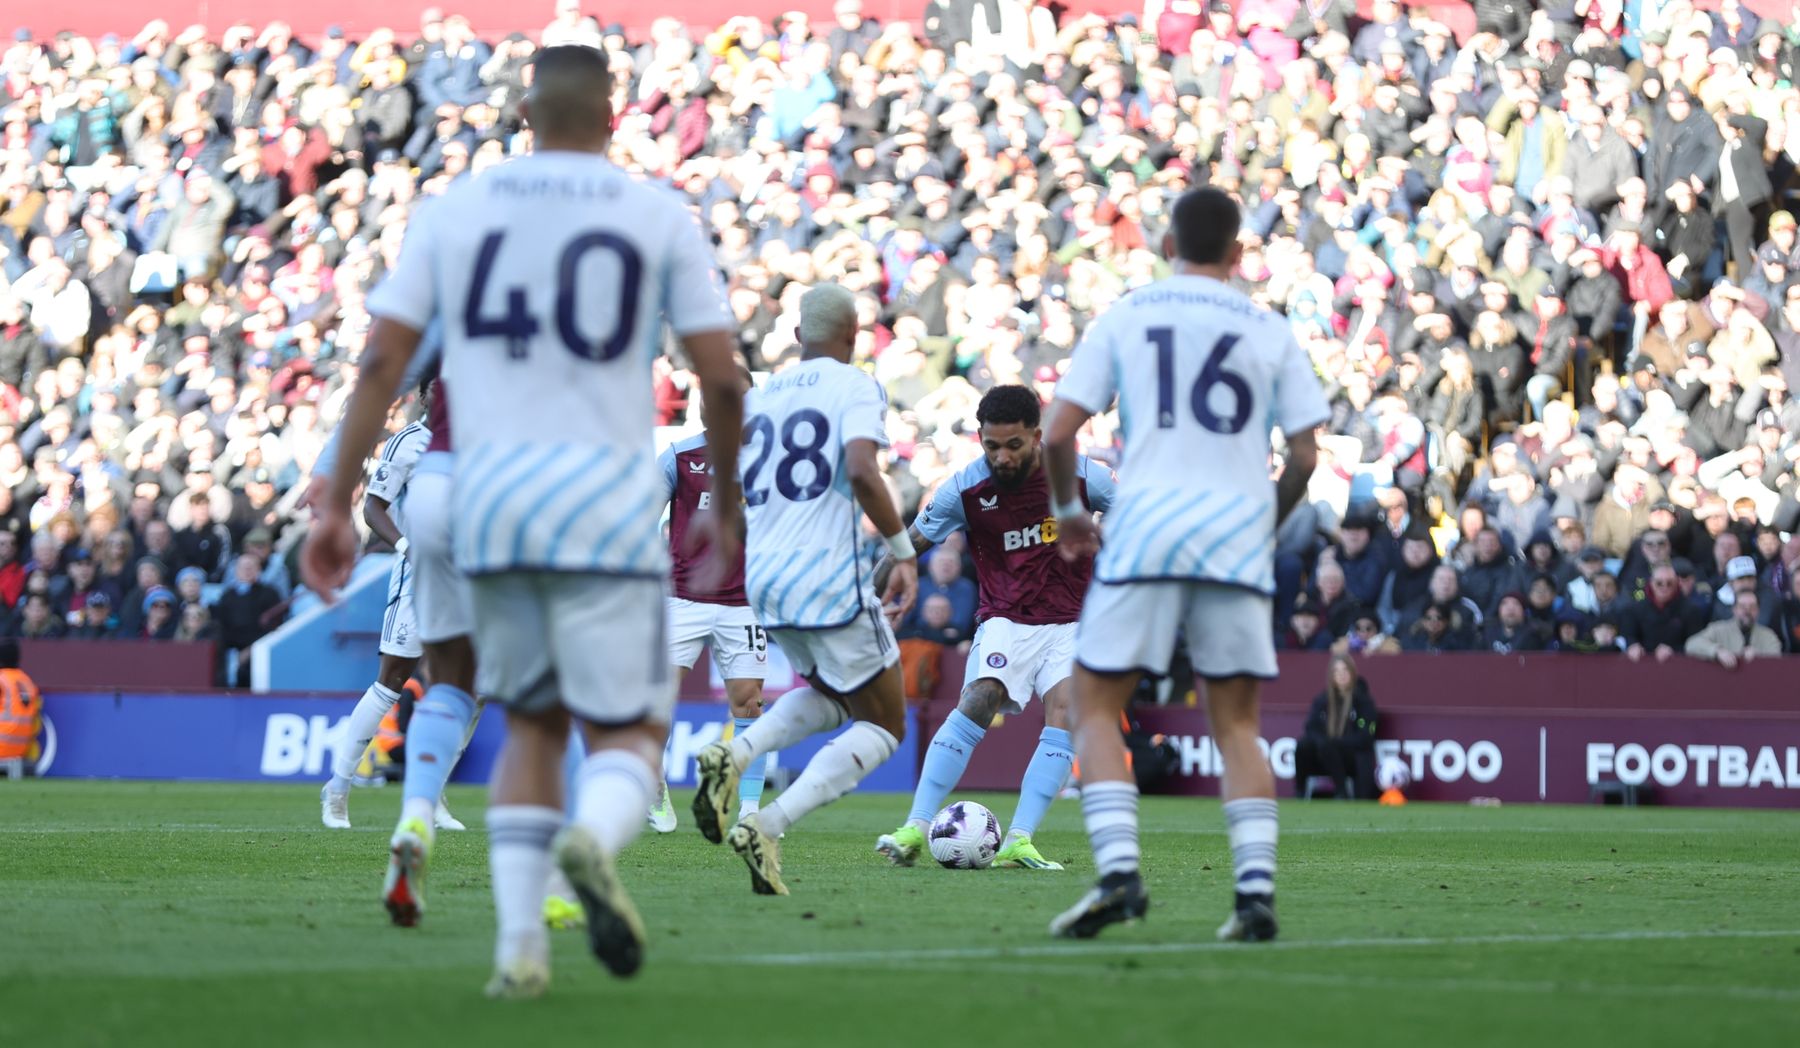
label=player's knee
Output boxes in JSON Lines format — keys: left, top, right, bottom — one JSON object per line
{"left": 1040, "top": 686, "right": 1073, "bottom": 729}
{"left": 957, "top": 681, "right": 1007, "bottom": 727}
{"left": 378, "top": 658, "right": 416, "bottom": 693}
{"left": 726, "top": 682, "right": 764, "bottom": 719}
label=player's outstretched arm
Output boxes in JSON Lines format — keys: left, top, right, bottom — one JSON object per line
{"left": 872, "top": 525, "right": 933, "bottom": 596}
{"left": 1042, "top": 397, "right": 1099, "bottom": 561}
{"left": 301, "top": 317, "right": 424, "bottom": 597}
{"left": 1276, "top": 427, "right": 1319, "bottom": 527}
{"left": 845, "top": 438, "right": 916, "bottom": 622}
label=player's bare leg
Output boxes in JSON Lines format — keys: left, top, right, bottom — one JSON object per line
{"left": 1206, "top": 676, "right": 1280, "bottom": 943}
{"left": 996, "top": 679, "right": 1073, "bottom": 869}
{"left": 726, "top": 677, "right": 768, "bottom": 819}
{"left": 323, "top": 653, "right": 419, "bottom": 828}
{"left": 879, "top": 677, "right": 1007, "bottom": 866}
{"left": 383, "top": 636, "right": 477, "bottom": 927}
{"left": 1050, "top": 666, "right": 1149, "bottom": 938}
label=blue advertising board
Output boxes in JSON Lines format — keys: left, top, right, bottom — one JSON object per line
{"left": 37, "top": 692, "right": 919, "bottom": 793}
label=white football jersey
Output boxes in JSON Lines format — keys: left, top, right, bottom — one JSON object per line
{"left": 740, "top": 357, "right": 889, "bottom": 630}
{"left": 364, "top": 420, "right": 430, "bottom": 534}
{"left": 1056, "top": 274, "right": 1329, "bottom": 593}
{"left": 366, "top": 152, "right": 732, "bottom": 576}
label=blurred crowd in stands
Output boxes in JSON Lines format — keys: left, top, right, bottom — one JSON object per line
{"left": 1, "top": 0, "right": 1797, "bottom": 686}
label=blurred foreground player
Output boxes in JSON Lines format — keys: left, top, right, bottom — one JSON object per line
{"left": 303, "top": 46, "right": 745, "bottom": 996}
{"left": 1042, "top": 188, "right": 1327, "bottom": 941}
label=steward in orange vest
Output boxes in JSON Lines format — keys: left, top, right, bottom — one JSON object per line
{"left": 0, "top": 639, "right": 43, "bottom": 764}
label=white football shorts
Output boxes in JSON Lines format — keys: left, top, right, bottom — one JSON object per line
{"left": 378, "top": 554, "right": 421, "bottom": 659}
{"left": 963, "top": 617, "right": 1077, "bottom": 713}
{"left": 1076, "top": 580, "right": 1277, "bottom": 681}
{"left": 404, "top": 463, "right": 475, "bottom": 645}
{"left": 668, "top": 597, "right": 769, "bottom": 680}
{"left": 768, "top": 601, "right": 898, "bottom": 696}
{"left": 471, "top": 572, "right": 674, "bottom": 725}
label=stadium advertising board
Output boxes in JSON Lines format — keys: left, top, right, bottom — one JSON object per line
{"left": 36, "top": 692, "right": 917, "bottom": 792}
{"left": 933, "top": 701, "right": 1800, "bottom": 809}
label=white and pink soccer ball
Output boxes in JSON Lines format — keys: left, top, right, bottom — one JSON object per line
{"left": 928, "top": 801, "right": 1001, "bottom": 869}
{"left": 1377, "top": 756, "right": 1412, "bottom": 793}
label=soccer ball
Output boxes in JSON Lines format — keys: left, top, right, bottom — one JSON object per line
{"left": 928, "top": 801, "right": 1001, "bottom": 869}
{"left": 1376, "top": 756, "right": 1412, "bottom": 793}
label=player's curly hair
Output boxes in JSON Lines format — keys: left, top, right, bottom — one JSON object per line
{"left": 976, "top": 385, "right": 1041, "bottom": 429}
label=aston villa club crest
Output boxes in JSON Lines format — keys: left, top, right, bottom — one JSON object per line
{"left": 986, "top": 652, "right": 1008, "bottom": 669}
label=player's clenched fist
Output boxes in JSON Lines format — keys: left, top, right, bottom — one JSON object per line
{"left": 1053, "top": 510, "right": 1100, "bottom": 562}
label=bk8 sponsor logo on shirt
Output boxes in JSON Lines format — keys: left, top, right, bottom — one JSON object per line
{"left": 1002, "top": 517, "right": 1059, "bottom": 552}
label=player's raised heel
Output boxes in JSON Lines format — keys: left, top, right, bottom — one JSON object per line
{"left": 728, "top": 815, "right": 789, "bottom": 895}
{"left": 1216, "top": 896, "right": 1279, "bottom": 943}
{"left": 874, "top": 823, "right": 925, "bottom": 867}
{"left": 552, "top": 825, "right": 647, "bottom": 977}
{"left": 383, "top": 818, "right": 431, "bottom": 928}
{"left": 1048, "top": 871, "right": 1149, "bottom": 939}
{"left": 690, "top": 741, "right": 740, "bottom": 845}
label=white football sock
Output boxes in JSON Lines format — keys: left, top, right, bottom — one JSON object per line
{"left": 574, "top": 749, "right": 658, "bottom": 856}
{"left": 486, "top": 805, "right": 560, "bottom": 967}
{"left": 759, "top": 720, "right": 897, "bottom": 838}
{"left": 729, "top": 686, "right": 846, "bottom": 769}
{"left": 1081, "top": 780, "right": 1140, "bottom": 877}
{"left": 329, "top": 682, "right": 401, "bottom": 787}
{"left": 1223, "top": 797, "right": 1279, "bottom": 899}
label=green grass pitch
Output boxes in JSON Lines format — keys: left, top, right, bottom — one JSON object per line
{"left": 4, "top": 781, "right": 1796, "bottom": 1047}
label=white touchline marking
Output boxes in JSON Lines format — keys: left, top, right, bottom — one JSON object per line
{"left": 737, "top": 928, "right": 1800, "bottom": 968}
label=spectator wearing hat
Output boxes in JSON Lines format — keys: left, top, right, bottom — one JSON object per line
{"left": 1564, "top": 545, "right": 1612, "bottom": 613}
{"left": 66, "top": 591, "right": 115, "bottom": 639}
{"left": 1710, "top": 554, "right": 1782, "bottom": 628}
{"left": 1743, "top": 243, "right": 1793, "bottom": 316}
{"left": 1330, "top": 510, "right": 1394, "bottom": 609}
{"left": 1278, "top": 593, "right": 1335, "bottom": 652}
{"left": 138, "top": 586, "right": 179, "bottom": 640}
{"left": 1759, "top": 210, "right": 1800, "bottom": 270}
{"left": 1377, "top": 530, "right": 1439, "bottom": 632}
{"left": 1685, "top": 588, "right": 1782, "bottom": 668}
{"left": 1654, "top": 178, "right": 1718, "bottom": 300}
{"left": 1331, "top": 609, "right": 1402, "bottom": 657}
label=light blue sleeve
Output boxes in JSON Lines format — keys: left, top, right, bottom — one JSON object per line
{"left": 1079, "top": 457, "right": 1118, "bottom": 513}
{"left": 914, "top": 473, "right": 968, "bottom": 544}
